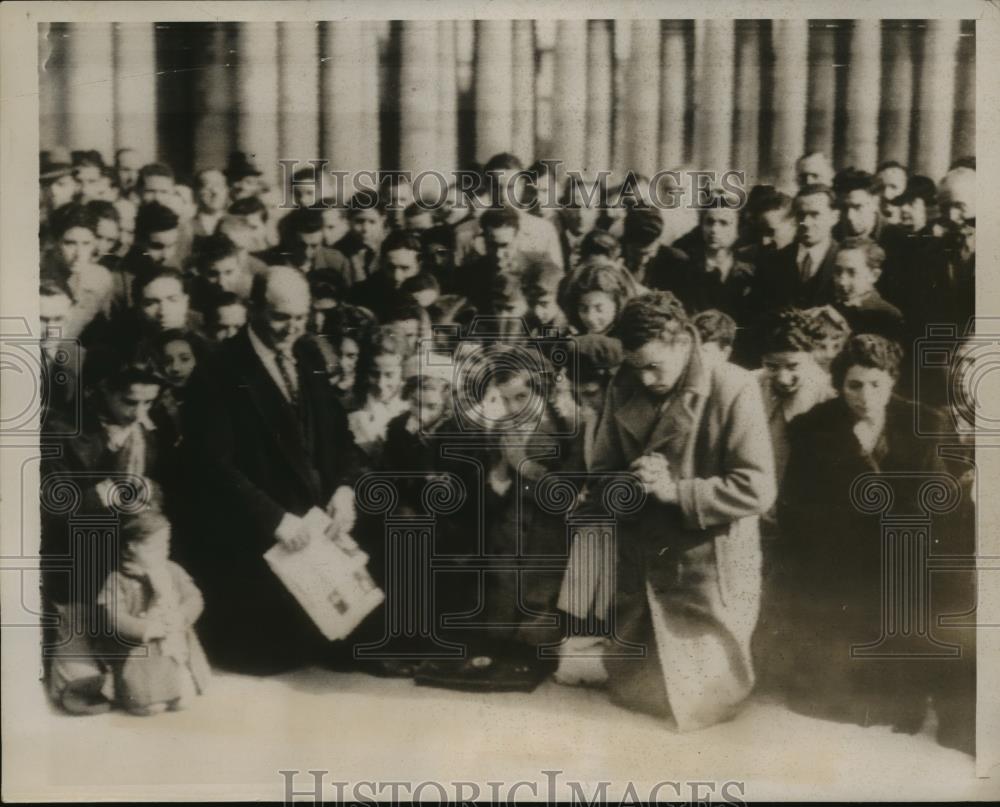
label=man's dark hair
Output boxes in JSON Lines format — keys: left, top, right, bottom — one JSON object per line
{"left": 381, "top": 228, "right": 423, "bottom": 255}
{"left": 134, "top": 265, "right": 188, "bottom": 303}
{"left": 50, "top": 203, "right": 98, "bottom": 239}
{"left": 480, "top": 206, "right": 520, "bottom": 231}
{"left": 386, "top": 301, "right": 426, "bottom": 324}
{"left": 134, "top": 202, "right": 180, "bottom": 241}
{"left": 195, "top": 232, "right": 240, "bottom": 274}
{"left": 228, "top": 195, "right": 270, "bottom": 221}
{"left": 399, "top": 272, "right": 440, "bottom": 296}
{"left": 753, "top": 189, "right": 794, "bottom": 219}
{"left": 831, "top": 333, "right": 903, "bottom": 390}
{"left": 279, "top": 207, "right": 324, "bottom": 242}
{"left": 139, "top": 162, "right": 175, "bottom": 185}
{"left": 833, "top": 168, "right": 883, "bottom": 198}
{"left": 84, "top": 199, "right": 120, "bottom": 225}
{"left": 613, "top": 291, "right": 690, "bottom": 351}
{"left": 794, "top": 184, "right": 837, "bottom": 208}
{"left": 40, "top": 274, "right": 75, "bottom": 302}
{"left": 579, "top": 229, "right": 621, "bottom": 260}
{"left": 484, "top": 152, "right": 524, "bottom": 174}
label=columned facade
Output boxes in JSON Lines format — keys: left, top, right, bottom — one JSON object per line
{"left": 39, "top": 19, "right": 975, "bottom": 189}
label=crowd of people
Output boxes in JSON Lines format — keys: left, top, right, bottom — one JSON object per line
{"left": 37, "top": 143, "right": 976, "bottom": 754}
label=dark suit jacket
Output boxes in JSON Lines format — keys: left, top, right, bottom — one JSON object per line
{"left": 754, "top": 241, "right": 839, "bottom": 311}
{"left": 180, "top": 328, "right": 360, "bottom": 670}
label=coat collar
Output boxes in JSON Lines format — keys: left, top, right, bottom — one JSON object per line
{"left": 613, "top": 329, "right": 710, "bottom": 460}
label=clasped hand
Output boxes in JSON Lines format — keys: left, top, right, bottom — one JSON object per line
{"left": 629, "top": 453, "right": 678, "bottom": 504}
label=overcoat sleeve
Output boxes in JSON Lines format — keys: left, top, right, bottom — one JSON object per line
{"left": 675, "top": 377, "right": 776, "bottom": 530}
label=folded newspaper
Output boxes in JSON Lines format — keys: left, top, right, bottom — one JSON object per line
{"left": 264, "top": 527, "right": 384, "bottom": 641}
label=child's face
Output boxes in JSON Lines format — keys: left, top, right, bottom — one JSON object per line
{"left": 832, "top": 249, "right": 878, "bottom": 304}
{"left": 350, "top": 210, "right": 384, "bottom": 247}
{"left": 813, "top": 332, "right": 847, "bottom": 370}
{"left": 125, "top": 527, "right": 171, "bottom": 569}
{"left": 338, "top": 337, "right": 360, "bottom": 377}
{"left": 59, "top": 226, "right": 97, "bottom": 269}
{"left": 213, "top": 303, "right": 247, "bottom": 341}
{"left": 417, "top": 384, "right": 448, "bottom": 428}
{"left": 370, "top": 354, "right": 403, "bottom": 402}
{"left": 762, "top": 350, "right": 813, "bottom": 398}
{"left": 162, "top": 339, "right": 197, "bottom": 387}
{"left": 531, "top": 293, "right": 560, "bottom": 327}
{"left": 577, "top": 291, "right": 617, "bottom": 335}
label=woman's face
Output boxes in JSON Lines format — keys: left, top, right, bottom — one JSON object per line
{"left": 338, "top": 337, "right": 360, "bottom": 378}
{"left": 162, "top": 339, "right": 197, "bottom": 387}
{"left": 841, "top": 365, "right": 895, "bottom": 423}
{"left": 577, "top": 291, "right": 617, "bottom": 335}
{"left": 370, "top": 353, "right": 403, "bottom": 402}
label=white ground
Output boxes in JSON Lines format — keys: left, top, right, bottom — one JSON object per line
{"left": 3, "top": 656, "right": 996, "bottom": 802}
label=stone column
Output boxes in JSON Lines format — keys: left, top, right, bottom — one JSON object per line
{"left": 693, "top": 19, "right": 735, "bottom": 172}
{"left": 111, "top": 23, "right": 158, "bottom": 163}
{"left": 552, "top": 20, "right": 588, "bottom": 175}
{"left": 878, "top": 21, "right": 914, "bottom": 167}
{"left": 625, "top": 20, "right": 661, "bottom": 178}
{"left": 585, "top": 20, "right": 614, "bottom": 176}
{"left": 235, "top": 23, "right": 280, "bottom": 187}
{"left": 475, "top": 21, "right": 514, "bottom": 163}
{"left": 769, "top": 20, "right": 809, "bottom": 190}
{"left": 733, "top": 20, "right": 761, "bottom": 184}
{"left": 38, "top": 22, "right": 64, "bottom": 153}
{"left": 321, "top": 21, "right": 378, "bottom": 185}
{"left": 437, "top": 21, "right": 459, "bottom": 175}
{"left": 805, "top": 21, "right": 836, "bottom": 162}
{"left": 844, "top": 20, "right": 881, "bottom": 171}
{"left": 511, "top": 20, "right": 535, "bottom": 165}
{"left": 952, "top": 21, "right": 975, "bottom": 165}
{"left": 659, "top": 20, "right": 687, "bottom": 170}
{"left": 192, "top": 24, "right": 234, "bottom": 172}
{"left": 914, "top": 20, "right": 960, "bottom": 180}
{"left": 399, "top": 21, "right": 440, "bottom": 176}
{"left": 277, "top": 22, "right": 321, "bottom": 169}
{"left": 65, "top": 23, "right": 115, "bottom": 162}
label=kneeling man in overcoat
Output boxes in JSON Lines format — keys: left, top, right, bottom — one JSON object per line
{"left": 591, "top": 291, "right": 776, "bottom": 730}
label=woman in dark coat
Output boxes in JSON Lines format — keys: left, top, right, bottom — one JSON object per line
{"left": 777, "top": 334, "right": 949, "bottom": 730}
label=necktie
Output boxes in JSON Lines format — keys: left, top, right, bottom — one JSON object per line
{"left": 799, "top": 250, "right": 814, "bottom": 282}
{"left": 275, "top": 350, "right": 299, "bottom": 406}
